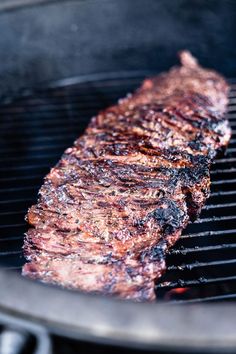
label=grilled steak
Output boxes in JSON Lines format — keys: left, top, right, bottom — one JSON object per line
{"left": 23, "top": 51, "right": 231, "bottom": 301}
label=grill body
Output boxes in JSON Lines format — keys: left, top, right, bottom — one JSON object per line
{"left": 0, "top": 73, "right": 236, "bottom": 353}
{"left": 0, "top": 1, "right": 235, "bottom": 353}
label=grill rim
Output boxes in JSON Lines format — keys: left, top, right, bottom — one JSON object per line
{"left": 1, "top": 270, "right": 236, "bottom": 353}
{"left": 0, "top": 71, "right": 236, "bottom": 352}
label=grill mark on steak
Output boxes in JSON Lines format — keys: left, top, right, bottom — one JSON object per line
{"left": 22, "top": 51, "right": 231, "bottom": 301}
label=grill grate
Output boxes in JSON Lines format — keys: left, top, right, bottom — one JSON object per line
{"left": 0, "top": 73, "right": 235, "bottom": 303}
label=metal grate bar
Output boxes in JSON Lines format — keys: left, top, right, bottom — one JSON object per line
{"left": 167, "top": 258, "right": 236, "bottom": 271}
{"left": 0, "top": 198, "right": 35, "bottom": 205}
{"left": 228, "top": 138, "right": 236, "bottom": 143}
{"left": 170, "top": 293, "right": 236, "bottom": 304}
{"left": 0, "top": 153, "right": 62, "bottom": 163}
{"left": 1, "top": 125, "right": 76, "bottom": 135}
{"left": 211, "top": 190, "right": 236, "bottom": 197}
{"left": 193, "top": 215, "right": 236, "bottom": 224}
{"left": 157, "top": 275, "right": 236, "bottom": 289}
{"left": 0, "top": 100, "right": 112, "bottom": 112}
{"left": 0, "top": 164, "right": 53, "bottom": 171}
{"left": 0, "top": 186, "right": 38, "bottom": 193}
{"left": 211, "top": 168, "right": 236, "bottom": 174}
{"left": 0, "top": 175, "right": 45, "bottom": 183}
{"left": 0, "top": 267, "right": 22, "bottom": 271}
{"left": 181, "top": 229, "right": 236, "bottom": 239}
{"left": 211, "top": 179, "right": 236, "bottom": 185}
{"left": 0, "top": 113, "right": 92, "bottom": 126}
{"left": 0, "top": 223, "right": 26, "bottom": 229}
{"left": 0, "top": 251, "right": 22, "bottom": 256}
{"left": 0, "top": 133, "right": 75, "bottom": 144}
{"left": 0, "top": 211, "right": 26, "bottom": 216}
{"left": 203, "top": 202, "right": 236, "bottom": 209}
{"left": 0, "top": 143, "right": 68, "bottom": 154}
{"left": 169, "top": 243, "right": 236, "bottom": 255}
{"left": 227, "top": 107, "right": 236, "bottom": 112}
{"left": 0, "top": 236, "right": 24, "bottom": 242}
{"left": 1, "top": 132, "right": 76, "bottom": 143}
{"left": 213, "top": 157, "right": 236, "bottom": 163}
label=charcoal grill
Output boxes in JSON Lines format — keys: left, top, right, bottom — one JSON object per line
{"left": 0, "top": 72, "right": 236, "bottom": 353}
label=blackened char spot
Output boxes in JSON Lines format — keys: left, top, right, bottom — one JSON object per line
{"left": 188, "top": 140, "right": 202, "bottom": 150}
{"left": 179, "top": 155, "right": 210, "bottom": 185}
{"left": 148, "top": 198, "right": 186, "bottom": 235}
{"left": 141, "top": 242, "right": 166, "bottom": 262}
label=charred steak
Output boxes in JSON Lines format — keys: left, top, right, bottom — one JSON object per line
{"left": 23, "top": 51, "right": 231, "bottom": 301}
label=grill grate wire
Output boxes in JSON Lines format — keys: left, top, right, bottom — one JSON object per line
{"left": 0, "top": 73, "right": 235, "bottom": 303}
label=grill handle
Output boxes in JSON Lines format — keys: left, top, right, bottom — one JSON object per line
{"left": 0, "top": 315, "right": 51, "bottom": 354}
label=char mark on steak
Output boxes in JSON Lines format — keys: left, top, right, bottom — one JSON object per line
{"left": 22, "top": 51, "right": 231, "bottom": 301}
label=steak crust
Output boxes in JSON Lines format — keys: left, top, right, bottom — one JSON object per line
{"left": 22, "top": 51, "right": 231, "bottom": 301}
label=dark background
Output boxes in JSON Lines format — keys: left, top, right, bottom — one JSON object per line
{"left": 0, "top": 0, "right": 235, "bottom": 97}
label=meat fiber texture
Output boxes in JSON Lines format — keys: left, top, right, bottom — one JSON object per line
{"left": 23, "top": 51, "right": 231, "bottom": 301}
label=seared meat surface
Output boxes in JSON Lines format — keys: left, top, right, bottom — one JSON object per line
{"left": 23, "top": 52, "right": 231, "bottom": 301}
